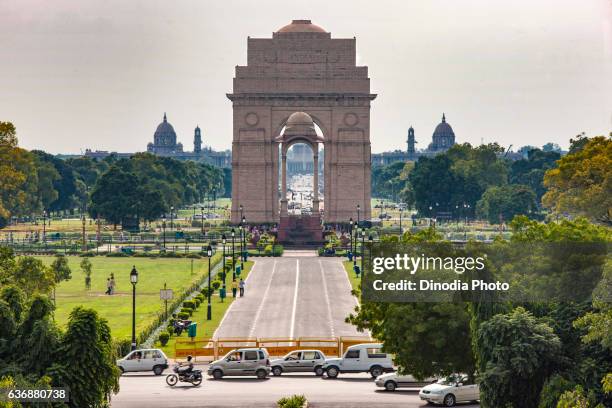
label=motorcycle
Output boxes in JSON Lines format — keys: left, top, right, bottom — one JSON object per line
{"left": 165, "top": 363, "right": 203, "bottom": 387}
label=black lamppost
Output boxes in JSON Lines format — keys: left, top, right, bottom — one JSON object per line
{"left": 361, "top": 228, "right": 366, "bottom": 268}
{"left": 231, "top": 228, "right": 236, "bottom": 281}
{"left": 200, "top": 206, "right": 204, "bottom": 236}
{"left": 42, "top": 210, "right": 47, "bottom": 244}
{"left": 368, "top": 235, "right": 373, "bottom": 272}
{"left": 170, "top": 206, "right": 174, "bottom": 231}
{"left": 221, "top": 234, "right": 227, "bottom": 298}
{"left": 130, "top": 265, "right": 138, "bottom": 351}
{"left": 356, "top": 204, "right": 361, "bottom": 227}
{"left": 206, "top": 245, "right": 212, "bottom": 320}
{"left": 162, "top": 217, "right": 166, "bottom": 249}
{"left": 399, "top": 206, "right": 403, "bottom": 236}
{"left": 349, "top": 217, "right": 354, "bottom": 258}
{"left": 241, "top": 215, "right": 246, "bottom": 266}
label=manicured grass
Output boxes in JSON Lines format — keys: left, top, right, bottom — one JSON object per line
{"left": 343, "top": 260, "right": 361, "bottom": 298}
{"left": 157, "top": 261, "right": 254, "bottom": 358}
{"left": 35, "top": 255, "right": 220, "bottom": 340}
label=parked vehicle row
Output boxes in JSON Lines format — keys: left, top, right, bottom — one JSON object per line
{"left": 117, "top": 345, "right": 480, "bottom": 406}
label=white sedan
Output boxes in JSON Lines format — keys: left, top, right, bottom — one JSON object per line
{"left": 374, "top": 372, "right": 436, "bottom": 391}
{"left": 419, "top": 374, "right": 479, "bottom": 406}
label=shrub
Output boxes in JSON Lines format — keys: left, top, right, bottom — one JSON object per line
{"left": 106, "top": 252, "right": 129, "bottom": 257}
{"left": 158, "top": 332, "right": 170, "bottom": 346}
{"left": 114, "top": 339, "right": 132, "bottom": 358}
{"left": 183, "top": 300, "right": 196, "bottom": 310}
{"left": 211, "top": 280, "right": 222, "bottom": 291}
{"left": 201, "top": 287, "right": 212, "bottom": 298}
{"left": 193, "top": 298, "right": 201, "bottom": 308}
{"left": 264, "top": 244, "right": 273, "bottom": 256}
{"left": 180, "top": 307, "right": 194, "bottom": 316}
{"left": 166, "top": 326, "right": 174, "bottom": 337}
{"left": 195, "top": 294, "right": 205, "bottom": 303}
{"left": 277, "top": 395, "right": 306, "bottom": 408}
{"left": 177, "top": 312, "right": 189, "bottom": 320}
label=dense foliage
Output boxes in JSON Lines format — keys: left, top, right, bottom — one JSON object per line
{"left": 0, "top": 247, "right": 120, "bottom": 407}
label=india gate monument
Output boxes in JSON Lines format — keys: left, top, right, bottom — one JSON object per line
{"left": 228, "top": 20, "right": 375, "bottom": 241}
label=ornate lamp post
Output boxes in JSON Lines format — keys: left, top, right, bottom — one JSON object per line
{"left": 241, "top": 215, "right": 246, "bottom": 266}
{"left": 361, "top": 228, "right": 366, "bottom": 269}
{"left": 42, "top": 210, "right": 47, "bottom": 245}
{"left": 130, "top": 265, "right": 138, "bottom": 351}
{"left": 200, "top": 206, "right": 204, "bottom": 236}
{"left": 162, "top": 217, "right": 166, "bottom": 249}
{"left": 231, "top": 228, "right": 236, "bottom": 281}
{"left": 399, "top": 206, "right": 403, "bottom": 236}
{"left": 206, "top": 245, "right": 213, "bottom": 320}
{"left": 349, "top": 217, "right": 354, "bottom": 258}
{"left": 81, "top": 214, "right": 87, "bottom": 252}
{"left": 221, "top": 234, "right": 227, "bottom": 298}
{"left": 368, "top": 235, "right": 373, "bottom": 271}
{"left": 170, "top": 206, "right": 174, "bottom": 231}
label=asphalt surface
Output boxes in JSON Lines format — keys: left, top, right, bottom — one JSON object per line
{"left": 112, "top": 371, "right": 480, "bottom": 408}
{"left": 213, "top": 256, "right": 363, "bottom": 339}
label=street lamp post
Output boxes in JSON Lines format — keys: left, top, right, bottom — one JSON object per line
{"left": 231, "top": 228, "right": 236, "bottom": 281}
{"left": 349, "top": 217, "right": 354, "bottom": 260}
{"left": 162, "top": 217, "right": 166, "bottom": 249}
{"left": 42, "top": 210, "right": 47, "bottom": 246}
{"left": 357, "top": 204, "right": 361, "bottom": 227}
{"left": 368, "top": 235, "right": 373, "bottom": 272}
{"left": 170, "top": 206, "right": 174, "bottom": 231}
{"left": 81, "top": 214, "right": 87, "bottom": 252}
{"left": 206, "top": 245, "right": 212, "bottom": 320}
{"left": 130, "top": 266, "right": 138, "bottom": 351}
{"left": 399, "top": 207, "right": 403, "bottom": 236}
{"left": 200, "top": 207, "right": 204, "bottom": 236}
{"left": 241, "top": 215, "right": 246, "bottom": 266}
{"left": 221, "top": 234, "right": 227, "bottom": 300}
{"left": 361, "top": 228, "right": 366, "bottom": 270}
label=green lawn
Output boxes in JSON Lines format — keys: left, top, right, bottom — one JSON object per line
{"left": 36, "top": 255, "right": 220, "bottom": 340}
{"left": 343, "top": 260, "right": 361, "bottom": 298}
{"left": 157, "top": 261, "right": 254, "bottom": 357}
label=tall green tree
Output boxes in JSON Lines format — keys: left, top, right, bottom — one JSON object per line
{"left": 476, "top": 184, "right": 537, "bottom": 224}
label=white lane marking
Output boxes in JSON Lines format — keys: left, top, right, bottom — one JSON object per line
{"left": 333, "top": 259, "right": 372, "bottom": 339}
{"left": 289, "top": 259, "right": 300, "bottom": 339}
{"left": 248, "top": 258, "right": 278, "bottom": 338}
{"left": 319, "top": 259, "right": 335, "bottom": 338}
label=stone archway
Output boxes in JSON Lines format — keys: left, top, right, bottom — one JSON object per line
{"left": 228, "top": 20, "right": 375, "bottom": 225}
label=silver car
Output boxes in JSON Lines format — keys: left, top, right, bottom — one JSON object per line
{"left": 269, "top": 350, "right": 326, "bottom": 376}
{"left": 207, "top": 348, "right": 271, "bottom": 379}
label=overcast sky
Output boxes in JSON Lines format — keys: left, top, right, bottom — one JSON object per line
{"left": 1, "top": 0, "right": 611, "bottom": 154}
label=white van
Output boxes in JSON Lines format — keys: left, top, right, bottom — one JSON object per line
{"left": 321, "top": 343, "right": 394, "bottom": 378}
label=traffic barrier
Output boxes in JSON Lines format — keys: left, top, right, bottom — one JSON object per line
{"left": 174, "top": 336, "right": 373, "bottom": 360}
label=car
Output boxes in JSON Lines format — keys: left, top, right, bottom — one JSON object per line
{"left": 116, "top": 349, "right": 168, "bottom": 375}
{"left": 419, "top": 374, "right": 479, "bottom": 406}
{"left": 269, "top": 350, "right": 327, "bottom": 376}
{"left": 375, "top": 372, "right": 437, "bottom": 391}
{"left": 207, "top": 348, "right": 271, "bottom": 379}
{"left": 322, "top": 343, "right": 394, "bottom": 379}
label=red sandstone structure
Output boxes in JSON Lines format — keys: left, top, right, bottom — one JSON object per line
{"left": 228, "top": 20, "right": 375, "bottom": 239}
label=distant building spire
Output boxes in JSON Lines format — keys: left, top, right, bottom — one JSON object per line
{"left": 163, "top": 112, "right": 167, "bottom": 122}
{"left": 442, "top": 113, "right": 446, "bottom": 123}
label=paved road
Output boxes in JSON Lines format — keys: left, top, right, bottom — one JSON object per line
{"left": 112, "top": 371, "right": 480, "bottom": 408}
{"left": 214, "top": 256, "right": 363, "bottom": 339}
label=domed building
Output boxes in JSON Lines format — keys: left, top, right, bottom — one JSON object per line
{"left": 147, "top": 113, "right": 184, "bottom": 155}
{"left": 427, "top": 113, "right": 455, "bottom": 152}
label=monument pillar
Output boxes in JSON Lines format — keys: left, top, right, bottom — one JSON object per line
{"left": 312, "top": 151, "right": 320, "bottom": 213}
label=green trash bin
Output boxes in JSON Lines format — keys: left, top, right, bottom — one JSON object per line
{"left": 236, "top": 266, "right": 241, "bottom": 276}
{"left": 187, "top": 322, "right": 197, "bottom": 338}
{"left": 220, "top": 287, "right": 226, "bottom": 300}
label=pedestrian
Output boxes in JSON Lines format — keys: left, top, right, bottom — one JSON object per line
{"left": 105, "top": 278, "right": 111, "bottom": 295}
{"left": 232, "top": 279, "right": 238, "bottom": 298}
{"left": 239, "top": 278, "right": 245, "bottom": 297}
{"left": 109, "top": 274, "right": 116, "bottom": 295}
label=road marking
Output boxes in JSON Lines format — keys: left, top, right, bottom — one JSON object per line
{"left": 248, "top": 258, "right": 278, "bottom": 338}
{"left": 212, "top": 260, "right": 258, "bottom": 339}
{"left": 289, "top": 259, "right": 299, "bottom": 339}
{"left": 319, "top": 259, "right": 335, "bottom": 338}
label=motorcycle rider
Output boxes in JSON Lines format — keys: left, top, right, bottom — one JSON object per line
{"left": 178, "top": 355, "right": 194, "bottom": 377}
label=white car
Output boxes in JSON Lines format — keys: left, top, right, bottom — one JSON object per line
{"left": 117, "top": 349, "right": 169, "bottom": 375}
{"left": 419, "top": 374, "right": 479, "bottom": 406}
{"left": 375, "top": 372, "right": 437, "bottom": 391}
{"left": 322, "top": 343, "right": 394, "bottom": 378}
{"left": 269, "top": 350, "right": 326, "bottom": 376}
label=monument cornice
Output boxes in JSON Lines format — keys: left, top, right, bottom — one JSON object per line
{"left": 227, "top": 93, "right": 376, "bottom": 107}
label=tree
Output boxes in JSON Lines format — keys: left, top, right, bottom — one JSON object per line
{"left": 50, "top": 254, "right": 71, "bottom": 283}
{"left": 80, "top": 257, "right": 93, "bottom": 290}
{"left": 89, "top": 166, "right": 140, "bottom": 227}
{"left": 11, "top": 257, "right": 55, "bottom": 295}
{"left": 542, "top": 135, "right": 612, "bottom": 224}
{"left": 476, "top": 184, "right": 537, "bottom": 224}
{"left": 510, "top": 148, "right": 561, "bottom": 200}
{"left": 477, "top": 307, "right": 561, "bottom": 408}
{"left": 49, "top": 307, "right": 120, "bottom": 408}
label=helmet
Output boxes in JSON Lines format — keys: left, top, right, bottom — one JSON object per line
{"left": 187, "top": 355, "right": 193, "bottom": 361}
